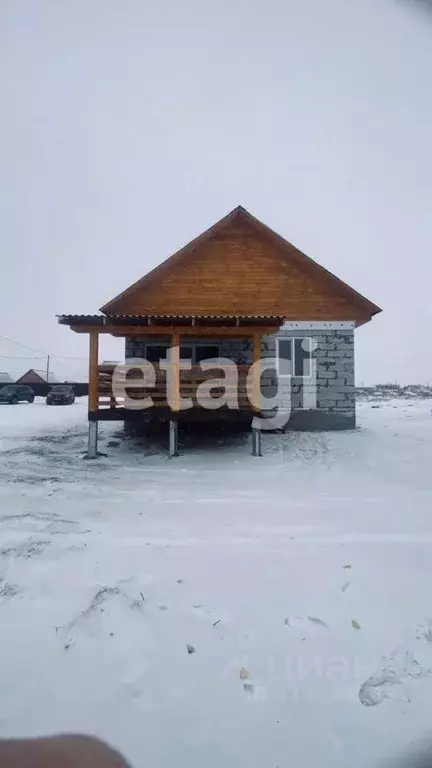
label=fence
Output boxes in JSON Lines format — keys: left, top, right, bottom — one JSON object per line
{"left": 0, "top": 382, "right": 89, "bottom": 398}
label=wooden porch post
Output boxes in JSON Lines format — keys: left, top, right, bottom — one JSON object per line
{"left": 252, "top": 332, "right": 262, "bottom": 411}
{"left": 168, "top": 329, "right": 180, "bottom": 457}
{"left": 171, "top": 329, "right": 180, "bottom": 412}
{"left": 88, "top": 330, "right": 99, "bottom": 413}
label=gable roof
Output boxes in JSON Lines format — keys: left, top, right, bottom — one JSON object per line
{"left": 101, "top": 205, "right": 381, "bottom": 324}
{"left": 16, "top": 369, "right": 58, "bottom": 384}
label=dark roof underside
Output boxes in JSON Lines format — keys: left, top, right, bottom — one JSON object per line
{"left": 57, "top": 313, "right": 285, "bottom": 326}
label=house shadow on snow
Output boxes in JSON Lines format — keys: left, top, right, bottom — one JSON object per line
{"left": 117, "top": 417, "right": 253, "bottom": 455}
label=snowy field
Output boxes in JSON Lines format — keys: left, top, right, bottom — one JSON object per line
{"left": 1, "top": 398, "right": 432, "bottom": 767}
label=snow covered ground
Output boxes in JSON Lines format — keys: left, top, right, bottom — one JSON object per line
{"left": 1, "top": 398, "right": 432, "bottom": 767}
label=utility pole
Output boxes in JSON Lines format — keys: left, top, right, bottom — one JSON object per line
{"left": 46, "top": 354, "right": 50, "bottom": 383}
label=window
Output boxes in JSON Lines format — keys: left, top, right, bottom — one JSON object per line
{"left": 144, "top": 345, "right": 169, "bottom": 363}
{"left": 294, "top": 338, "right": 313, "bottom": 378}
{"left": 276, "top": 339, "right": 293, "bottom": 377}
{"left": 194, "top": 345, "right": 220, "bottom": 364}
{"left": 180, "top": 346, "right": 195, "bottom": 363}
{"left": 276, "top": 338, "right": 313, "bottom": 378}
{"left": 144, "top": 344, "right": 220, "bottom": 365}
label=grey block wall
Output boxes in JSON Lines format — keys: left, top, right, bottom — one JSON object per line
{"left": 261, "top": 326, "right": 355, "bottom": 430}
{"left": 125, "top": 327, "right": 356, "bottom": 431}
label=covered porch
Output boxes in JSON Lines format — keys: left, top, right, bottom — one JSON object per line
{"left": 58, "top": 313, "right": 284, "bottom": 457}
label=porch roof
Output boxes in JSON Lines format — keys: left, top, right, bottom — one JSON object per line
{"left": 57, "top": 313, "right": 285, "bottom": 327}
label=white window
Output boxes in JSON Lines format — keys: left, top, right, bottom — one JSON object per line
{"left": 276, "top": 338, "right": 294, "bottom": 377}
{"left": 276, "top": 338, "right": 313, "bottom": 378}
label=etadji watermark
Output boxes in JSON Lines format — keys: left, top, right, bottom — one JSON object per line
{"left": 111, "top": 338, "right": 317, "bottom": 430}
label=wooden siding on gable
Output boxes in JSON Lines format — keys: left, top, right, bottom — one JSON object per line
{"left": 101, "top": 208, "right": 381, "bottom": 324}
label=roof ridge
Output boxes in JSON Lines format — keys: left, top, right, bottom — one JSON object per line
{"left": 98, "top": 206, "right": 381, "bottom": 322}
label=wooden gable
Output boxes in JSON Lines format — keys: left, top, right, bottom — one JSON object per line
{"left": 101, "top": 206, "right": 381, "bottom": 325}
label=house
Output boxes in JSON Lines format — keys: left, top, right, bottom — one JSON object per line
{"left": 0, "top": 372, "right": 13, "bottom": 384}
{"left": 16, "top": 369, "right": 58, "bottom": 385}
{"left": 58, "top": 205, "right": 381, "bottom": 457}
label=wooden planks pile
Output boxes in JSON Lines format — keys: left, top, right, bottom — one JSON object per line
{"left": 97, "top": 363, "right": 253, "bottom": 410}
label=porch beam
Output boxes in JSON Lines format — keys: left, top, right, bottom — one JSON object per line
{"left": 70, "top": 324, "right": 278, "bottom": 337}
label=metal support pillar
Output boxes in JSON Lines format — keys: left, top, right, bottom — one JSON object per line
{"left": 169, "top": 420, "right": 179, "bottom": 458}
{"left": 252, "top": 427, "right": 262, "bottom": 457}
{"left": 88, "top": 421, "right": 98, "bottom": 459}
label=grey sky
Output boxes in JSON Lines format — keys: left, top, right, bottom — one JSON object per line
{"left": 1, "top": 0, "right": 431, "bottom": 384}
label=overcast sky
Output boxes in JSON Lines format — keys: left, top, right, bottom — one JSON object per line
{"left": 1, "top": 0, "right": 431, "bottom": 384}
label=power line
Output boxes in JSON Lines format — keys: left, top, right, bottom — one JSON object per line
{"left": 0, "top": 335, "right": 49, "bottom": 356}
{"left": 0, "top": 335, "right": 88, "bottom": 360}
{"left": 0, "top": 332, "right": 115, "bottom": 381}
{"left": 0, "top": 334, "right": 89, "bottom": 383}
{"left": 51, "top": 355, "right": 88, "bottom": 360}
{"left": 0, "top": 356, "right": 45, "bottom": 360}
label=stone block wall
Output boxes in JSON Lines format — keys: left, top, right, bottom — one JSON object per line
{"left": 125, "top": 324, "right": 356, "bottom": 430}
{"left": 261, "top": 324, "right": 355, "bottom": 429}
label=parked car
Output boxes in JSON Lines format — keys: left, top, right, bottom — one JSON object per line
{"left": 0, "top": 384, "right": 34, "bottom": 404}
{"left": 46, "top": 384, "right": 75, "bottom": 405}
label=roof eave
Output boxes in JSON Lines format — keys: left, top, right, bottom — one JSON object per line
{"left": 99, "top": 206, "right": 382, "bottom": 322}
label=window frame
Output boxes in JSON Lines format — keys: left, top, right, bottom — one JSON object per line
{"left": 276, "top": 338, "right": 294, "bottom": 378}
{"left": 143, "top": 342, "right": 220, "bottom": 366}
{"left": 143, "top": 343, "right": 170, "bottom": 364}
{"left": 276, "top": 337, "right": 313, "bottom": 378}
